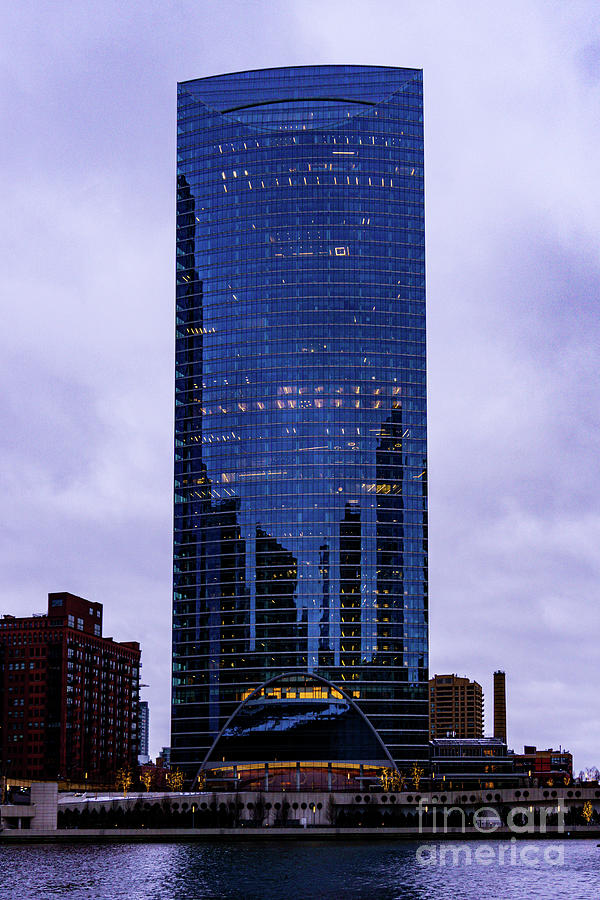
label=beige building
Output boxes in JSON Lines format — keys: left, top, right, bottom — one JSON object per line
{"left": 0, "top": 781, "right": 57, "bottom": 831}
{"left": 429, "top": 674, "right": 484, "bottom": 739}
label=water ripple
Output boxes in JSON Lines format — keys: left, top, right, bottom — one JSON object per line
{"left": 1, "top": 839, "right": 599, "bottom": 900}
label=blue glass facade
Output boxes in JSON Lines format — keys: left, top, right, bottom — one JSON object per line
{"left": 172, "top": 66, "right": 428, "bottom": 779}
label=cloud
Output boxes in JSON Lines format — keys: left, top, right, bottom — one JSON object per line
{"left": 300, "top": 0, "right": 600, "bottom": 766}
{"left": 1, "top": 0, "right": 598, "bottom": 766}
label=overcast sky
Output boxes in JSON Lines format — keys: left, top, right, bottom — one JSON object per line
{"left": 2, "top": 0, "right": 599, "bottom": 768}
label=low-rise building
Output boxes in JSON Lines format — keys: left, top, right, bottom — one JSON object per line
{"left": 513, "top": 746, "right": 573, "bottom": 785}
{"left": 430, "top": 737, "right": 517, "bottom": 789}
{"left": 0, "top": 782, "right": 57, "bottom": 831}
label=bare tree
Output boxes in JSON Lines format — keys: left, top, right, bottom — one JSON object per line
{"left": 252, "top": 793, "right": 266, "bottom": 826}
{"left": 327, "top": 794, "right": 336, "bottom": 826}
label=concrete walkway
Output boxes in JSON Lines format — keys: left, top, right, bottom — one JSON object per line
{"left": 2, "top": 825, "right": 600, "bottom": 843}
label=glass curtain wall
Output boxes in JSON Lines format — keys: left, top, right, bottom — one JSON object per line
{"left": 173, "top": 65, "right": 428, "bottom": 779}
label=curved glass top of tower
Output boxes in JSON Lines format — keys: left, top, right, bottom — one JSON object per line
{"left": 173, "top": 66, "right": 428, "bottom": 776}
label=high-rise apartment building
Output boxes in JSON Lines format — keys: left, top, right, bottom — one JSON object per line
{"left": 0, "top": 592, "right": 140, "bottom": 784}
{"left": 429, "top": 674, "right": 484, "bottom": 739}
{"left": 172, "top": 66, "right": 428, "bottom": 787}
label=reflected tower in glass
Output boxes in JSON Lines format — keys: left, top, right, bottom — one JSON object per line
{"left": 172, "top": 66, "right": 428, "bottom": 783}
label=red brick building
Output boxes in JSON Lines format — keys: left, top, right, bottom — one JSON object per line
{"left": 513, "top": 745, "right": 573, "bottom": 785}
{"left": 0, "top": 592, "right": 140, "bottom": 785}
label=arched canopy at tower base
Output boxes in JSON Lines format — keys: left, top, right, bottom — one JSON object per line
{"left": 197, "top": 672, "right": 397, "bottom": 790}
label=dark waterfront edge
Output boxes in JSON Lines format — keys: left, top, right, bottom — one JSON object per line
{"left": 2, "top": 826, "right": 600, "bottom": 844}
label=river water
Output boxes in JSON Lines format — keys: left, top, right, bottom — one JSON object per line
{"left": 1, "top": 839, "right": 599, "bottom": 899}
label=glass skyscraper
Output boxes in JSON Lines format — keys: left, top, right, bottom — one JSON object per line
{"left": 172, "top": 66, "right": 428, "bottom": 788}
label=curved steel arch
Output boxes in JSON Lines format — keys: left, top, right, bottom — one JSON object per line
{"left": 221, "top": 97, "right": 374, "bottom": 114}
{"left": 196, "top": 671, "right": 397, "bottom": 784}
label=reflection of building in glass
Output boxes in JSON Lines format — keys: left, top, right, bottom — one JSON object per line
{"left": 255, "top": 527, "right": 305, "bottom": 673}
{"left": 172, "top": 66, "right": 428, "bottom": 782}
